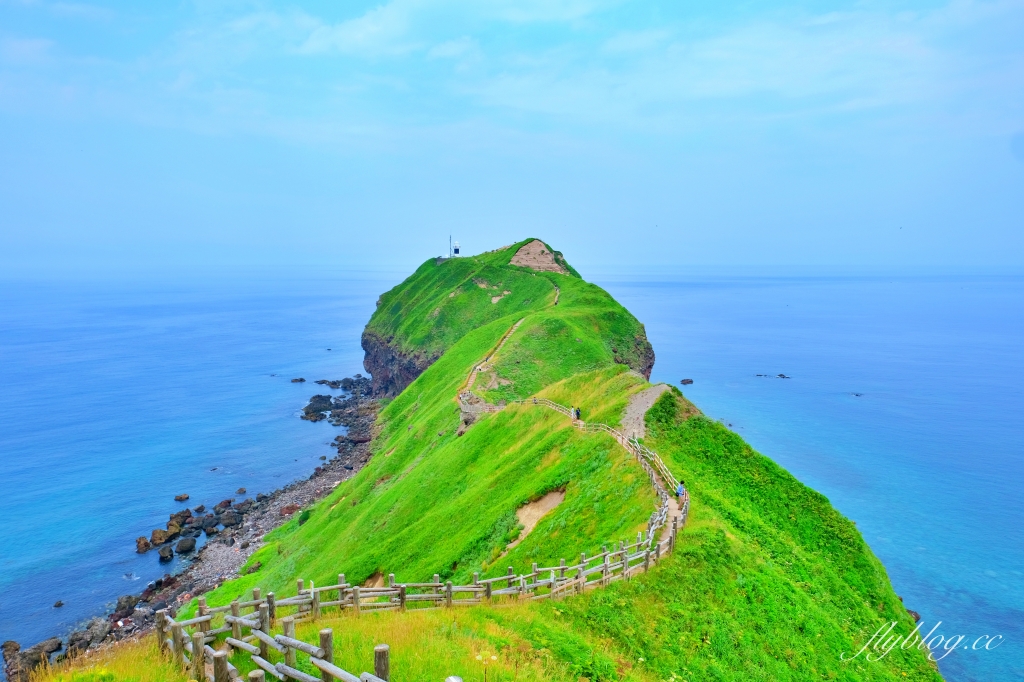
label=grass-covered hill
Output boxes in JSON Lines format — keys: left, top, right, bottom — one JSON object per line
{"left": 37, "top": 241, "right": 942, "bottom": 682}
{"left": 361, "top": 239, "right": 653, "bottom": 397}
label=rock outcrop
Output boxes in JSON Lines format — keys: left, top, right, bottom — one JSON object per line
{"left": 2, "top": 637, "right": 61, "bottom": 682}
{"left": 361, "top": 329, "right": 440, "bottom": 398}
{"left": 509, "top": 239, "right": 570, "bottom": 274}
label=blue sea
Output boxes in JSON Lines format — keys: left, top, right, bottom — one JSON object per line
{"left": 1, "top": 271, "right": 1021, "bottom": 681}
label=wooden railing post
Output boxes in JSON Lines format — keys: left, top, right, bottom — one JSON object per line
{"left": 190, "top": 632, "right": 205, "bottom": 681}
{"left": 319, "top": 629, "right": 334, "bottom": 682}
{"left": 484, "top": 582, "right": 492, "bottom": 602}
{"left": 230, "top": 600, "right": 242, "bottom": 640}
{"left": 644, "top": 550, "right": 651, "bottom": 572}
{"left": 559, "top": 558, "right": 566, "bottom": 579}
{"left": 249, "top": 671, "right": 266, "bottom": 682}
{"left": 506, "top": 567, "right": 514, "bottom": 589}
{"left": 353, "top": 587, "right": 361, "bottom": 616}
{"left": 155, "top": 610, "right": 168, "bottom": 653}
{"left": 213, "top": 650, "right": 229, "bottom": 682}
{"left": 445, "top": 581, "right": 453, "bottom": 608}
{"left": 282, "top": 617, "right": 296, "bottom": 668}
{"left": 258, "top": 604, "right": 270, "bottom": 658}
{"left": 398, "top": 585, "right": 407, "bottom": 611}
{"left": 374, "top": 644, "right": 391, "bottom": 681}
{"left": 171, "top": 622, "right": 184, "bottom": 667}
{"left": 198, "top": 597, "right": 210, "bottom": 636}
{"left": 267, "top": 592, "right": 276, "bottom": 626}
{"left": 312, "top": 585, "right": 321, "bottom": 620}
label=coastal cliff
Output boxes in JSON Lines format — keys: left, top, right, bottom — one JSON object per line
{"left": 30, "top": 239, "right": 941, "bottom": 682}
{"left": 361, "top": 238, "right": 655, "bottom": 397}
{"left": 360, "top": 328, "right": 439, "bottom": 398}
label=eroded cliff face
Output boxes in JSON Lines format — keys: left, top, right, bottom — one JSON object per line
{"left": 361, "top": 329, "right": 440, "bottom": 398}
{"left": 611, "top": 331, "right": 655, "bottom": 380}
{"left": 632, "top": 333, "right": 656, "bottom": 380}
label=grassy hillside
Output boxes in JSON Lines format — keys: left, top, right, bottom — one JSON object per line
{"left": 36, "top": 243, "right": 942, "bottom": 682}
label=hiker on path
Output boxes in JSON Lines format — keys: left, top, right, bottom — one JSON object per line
{"left": 576, "top": 407, "right": 582, "bottom": 420}
{"left": 676, "top": 481, "right": 685, "bottom": 504}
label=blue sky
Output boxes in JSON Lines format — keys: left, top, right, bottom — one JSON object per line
{"left": 1, "top": 0, "right": 1022, "bottom": 275}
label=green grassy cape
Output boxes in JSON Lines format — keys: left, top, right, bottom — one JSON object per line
{"left": 38, "top": 240, "right": 941, "bottom": 682}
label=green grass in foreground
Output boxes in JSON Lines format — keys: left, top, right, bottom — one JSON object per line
{"left": 34, "top": 243, "right": 943, "bottom": 682}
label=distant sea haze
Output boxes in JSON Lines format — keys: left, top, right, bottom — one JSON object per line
{"left": 1, "top": 272, "right": 1021, "bottom": 682}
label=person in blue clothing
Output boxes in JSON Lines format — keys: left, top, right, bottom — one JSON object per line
{"left": 675, "top": 481, "right": 685, "bottom": 503}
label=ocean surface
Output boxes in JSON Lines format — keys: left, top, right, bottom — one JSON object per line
{"left": 1, "top": 271, "right": 1021, "bottom": 681}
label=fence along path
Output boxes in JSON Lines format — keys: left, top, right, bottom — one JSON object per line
{"left": 158, "top": 320, "right": 689, "bottom": 682}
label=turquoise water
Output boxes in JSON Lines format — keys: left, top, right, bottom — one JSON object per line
{"left": 600, "top": 273, "right": 1024, "bottom": 681}
{"left": 1, "top": 272, "right": 1021, "bottom": 681}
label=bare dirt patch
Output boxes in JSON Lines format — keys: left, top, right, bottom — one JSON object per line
{"left": 363, "top": 572, "right": 384, "bottom": 588}
{"left": 506, "top": 489, "right": 565, "bottom": 552}
{"left": 621, "top": 384, "right": 671, "bottom": 439}
{"left": 509, "top": 240, "right": 569, "bottom": 274}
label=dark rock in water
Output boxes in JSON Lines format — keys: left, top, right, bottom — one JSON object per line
{"left": 4, "top": 636, "right": 63, "bottom": 679}
{"left": 114, "top": 595, "right": 139, "bottom": 619}
{"left": 256, "top": 493, "right": 268, "bottom": 503}
{"left": 205, "top": 526, "right": 219, "bottom": 536}
{"left": 680, "top": 378, "right": 693, "bottom": 385}
{"left": 201, "top": 514, "right": 218, "bottom": 529}
{"left": 213, "top": 499, "right": 234, "bottom": 514}
{"left": 136, "top": 537, "right": 152, "bottom": 553}
{"left": 236, "top": 487, "right": 246, "bottom": 494}
{"left": 150, "top": 527, "right": 178, "bottom": 545}
{"left": 53, "top": 601, "right": 63, "bottom": 608}
{"left": 181, "top": 528, "right": 201, "bottom": 538}
{"left": 169, "top": 509, "right": 192, "bottom": 526}
{"left": 158, "top": 545, "right": 173, "bottom": 561}
{"left": 68, "top": 618, "right": 111, "bottom": 652}
{"left": 319, "top": 455, "right": 327, "bottom": 460}
{"left": 220, "top": 510, "right": 241, "bottom": 527}
{"left": 233, "top": 499, "right": 253, "bottom": 513}
{"left": 5, "top": 637, "right": 62, "bottom": 678}
{"left": 193, "top": 504, "right": 206, "bottom": 514}
{"left": 777, "top": 373, "right": 791, "bottom": 379}
{"left": 175, "top": 537, "right": 196, "bottom": 554}
{"left": 291, "top": 378, "right": 306, "bottom": 383}
{"left": 301, "top": 394, "right": 334, "bottom": 420}
{"left": 907, "top": 609, "right": 921, "bottom": 622}
{"left": 174, "top": 493, "right": 189, "bottom": 502}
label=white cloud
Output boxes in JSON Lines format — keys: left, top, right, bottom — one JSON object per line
{"left": 602, "top": 29, "right": 672, "bottom": 53}
{"left": 428, "top": 36, "right": 477, "bottom": 59}
{"left": 49, "top": 2, "right": 115, "bottom": 21}
{"left": 1, "top": 37, "right": 53, "bottom": 64}
{"left": 299, "top": 3, "right": 417, "bottom": 56}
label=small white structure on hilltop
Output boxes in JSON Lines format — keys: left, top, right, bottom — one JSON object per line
{"left": 453, "top": 240, "right": 460, "bottom": 256}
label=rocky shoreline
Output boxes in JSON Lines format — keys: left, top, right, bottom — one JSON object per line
{"left": 2, "top": 376, "right": 378, "bottom": 682}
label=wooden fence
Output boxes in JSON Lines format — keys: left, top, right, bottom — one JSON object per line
{"left": 157, "top": 395, "right": 689, "bottom": 681}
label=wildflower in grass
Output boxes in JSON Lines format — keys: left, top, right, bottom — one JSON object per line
{"left": 475, "top": 652, "right": 498, "bottom": 682}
